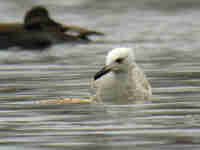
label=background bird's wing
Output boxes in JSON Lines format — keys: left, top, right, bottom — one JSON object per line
{"left": 61, "top": 24, "right": 104, "bottom": 37}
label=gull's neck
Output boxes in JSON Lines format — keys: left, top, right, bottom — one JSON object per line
{"left": 110, "top": 64, "right": 135, "bottom": 104}
{"left": 114, "top": 63, "right": 134, "bottom": 80}
{"left": 113, "top": 66, "right": 133, "bottom": 84}
{"left": 114, "top": 71, "right": 128, "bottom": 82}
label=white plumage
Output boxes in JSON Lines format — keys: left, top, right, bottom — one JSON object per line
{"left": 91, "top": 47, "right": 152, "bottom": 104}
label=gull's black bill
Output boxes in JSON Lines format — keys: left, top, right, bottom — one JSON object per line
{"left": 94, "top": 66, "right": 111, "bottom": 80}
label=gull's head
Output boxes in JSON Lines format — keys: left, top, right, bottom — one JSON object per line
{"left": 94, "top": 48, "right": 135, "bottom": 80}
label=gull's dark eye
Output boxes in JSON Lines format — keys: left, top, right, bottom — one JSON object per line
{"left": 115, "top": 58, "right": 124, "bottom": 63}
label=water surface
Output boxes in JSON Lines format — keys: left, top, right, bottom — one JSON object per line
{"left": 0, "top": 0, "right": 200, "bottom": 150}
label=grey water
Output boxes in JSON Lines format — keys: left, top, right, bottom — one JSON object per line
{"left": 0, "top": 0, "right": 200, "bottom": 150}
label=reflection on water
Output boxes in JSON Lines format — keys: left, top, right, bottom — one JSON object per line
{"left": 0, "top": 0, "right": 200, "bottom": 150}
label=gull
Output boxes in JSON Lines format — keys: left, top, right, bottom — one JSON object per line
{"left": 91, "top": 47, "right": 152, "bottom": 104}
{"left": 38, "top": 48, "right": 152, "bottom": 105}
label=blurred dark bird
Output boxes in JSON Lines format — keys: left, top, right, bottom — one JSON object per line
{"left": 0, "top": 6, "right": 104, "bottom": 50}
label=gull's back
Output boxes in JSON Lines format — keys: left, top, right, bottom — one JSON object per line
{"left": 129, "top": 65, "right": 152, "bottom": 104}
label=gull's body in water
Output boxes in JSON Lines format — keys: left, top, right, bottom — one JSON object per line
{"left": 91, "top": 47, "right": 152, "bottom": 104}
{"left": 39, "top": 47, "right": 152, "bottom": 105}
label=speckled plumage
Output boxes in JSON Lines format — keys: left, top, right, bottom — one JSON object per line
{"left": 91, "top": 47, "right": 152, "bottom": 104}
